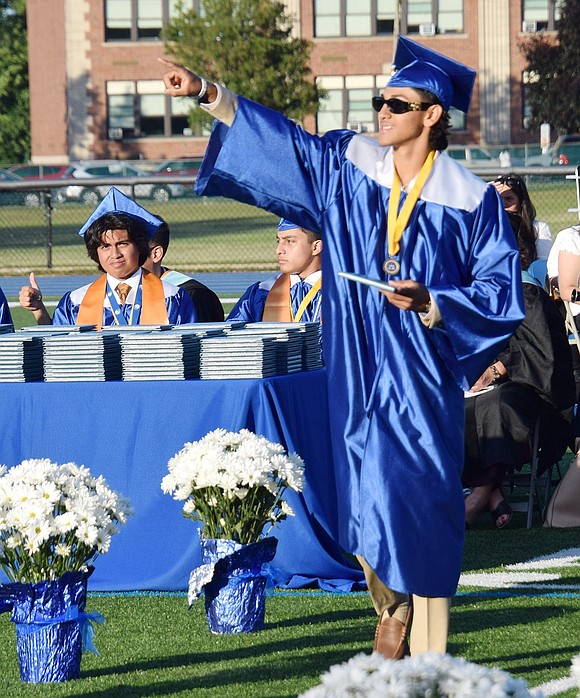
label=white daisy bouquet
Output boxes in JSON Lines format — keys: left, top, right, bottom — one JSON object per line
{"left": 300, "top": 652, "right": 546, "bottom": 698}
{"left": 161, "top": 428, "right": 305, "bottom": 544}
{"left": 0, "top": 458, "right": 134, "bottom": 583}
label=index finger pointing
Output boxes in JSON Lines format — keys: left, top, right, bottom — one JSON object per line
{"left": 158, "top": 56, "right": 179, "bottom": 70}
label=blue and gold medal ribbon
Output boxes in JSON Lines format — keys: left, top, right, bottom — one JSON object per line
{"left": 106, "top": 279, "right": 143, "bottom": 326}
{"left": 387, "top": 150, "right": 436, "bottom": 257}
{"left": 292, "top": 277, "right": 322, "bottom": 322}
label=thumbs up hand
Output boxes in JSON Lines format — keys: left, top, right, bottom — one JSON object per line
{"left": 19, "top": 272, "right": 44, "bottom": 311}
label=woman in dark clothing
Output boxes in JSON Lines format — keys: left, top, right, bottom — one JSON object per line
{"left": 463, "top": 212, "right": 575, "bottom": 528}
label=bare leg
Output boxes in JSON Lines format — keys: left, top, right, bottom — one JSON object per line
{"left": 489, "top": 486, "right": 512, "bottom": 528}
{"left": 464, "top": 483, "right": 493, "bottom": 526}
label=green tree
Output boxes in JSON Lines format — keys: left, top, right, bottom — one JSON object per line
{"left": 0, "top": 0, "right": 29, "bottom": 164}
{"left": 163, "top": 0, "right": 323, "bottom": 133}
{"left": 519, "top": 0, "right": 580, "bottom": 135}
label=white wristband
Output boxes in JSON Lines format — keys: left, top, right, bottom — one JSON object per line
{"left": 197, "top": 76, "right": 208, "bottom": 101}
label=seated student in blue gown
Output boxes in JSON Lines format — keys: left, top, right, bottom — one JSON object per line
{"left": 143, "top": 217, "right": 224, "bottom": 322}
{"left": 0, "top": 285, "right": 13, "bottom": 327}
{"left": 18, "top": 187, "right": 197, "bottom": 328}
{"left": 227, "top": 218, "right": 322, "bottom": 323}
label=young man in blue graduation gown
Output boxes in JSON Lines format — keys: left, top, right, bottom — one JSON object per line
{"left": 228, "top": 218, "right": 322, "bottom": 323}
{"left": 19, "top": 188, "right": 197, "bottom": 328}
{"left": 160, "top": 36, "right": 524, "bottom": 656}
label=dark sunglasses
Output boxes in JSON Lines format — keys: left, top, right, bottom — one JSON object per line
{"left": 493, "top": 175, "right": 525, "bottom": 197}
{"left": 493, "top": 175, "right": 521, "bottom": 187}
{"left": 371, "top": 96, "right": 432, "bottom": 114}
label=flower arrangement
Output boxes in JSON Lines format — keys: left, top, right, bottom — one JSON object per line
{"left": 299, "top": 652, "right": 546, "bottom": 698}
{"left": 161, "top": 428, "right": 305, "bottom": 544}
{"left": 0, "top": 458, "right": 133, "bottom": 583}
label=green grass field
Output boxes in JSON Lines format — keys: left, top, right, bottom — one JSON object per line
{"left": 0, "top": 521, "right": 578, "bottom": 697}
{"left": 0, "top": 198, "right": 282, "bottom": 275}
{"left": 0, "top": 175, "right": 577, "bottom": 276}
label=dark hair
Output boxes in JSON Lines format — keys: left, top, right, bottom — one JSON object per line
{"left": 149, "top": 216, "right": 170, "bottom": 257}
{"left": 505, "top": 210, "right": 537, "bottom": 270}
{"left": 492, "top": 173, "right": 537, "bottom": 225}
{"left": 84, "top": 213, "right": 150, "bottom": 271}
{"left": 303, "top": 228, "right": 322, "bottom": 244}
{"left": 492, "top": 173, "right": 538, "bottom": 269}
{"left": 415, "top": 88, "right": 451, "bottom": 151}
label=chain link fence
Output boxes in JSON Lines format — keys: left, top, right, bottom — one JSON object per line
{"left": 0, "top": 168, "right": 578, "bottom": 277}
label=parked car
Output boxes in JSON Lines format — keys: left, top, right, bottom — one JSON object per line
{"left": 63, "top": 161, "right": 186, "bottom": 205}
{"left": 0, "top": 169, "right": 28, "bottom": 206}
{"left": 7, "top": 164, "right": 72, "bottom": 180}
{"left": 526, "top": 134, "right": 580, "bottom": 166}
{"left": 5, "top": 164, "right": 74, "bottom": 206}
{"left": 446, "top": 145, "right": 502, "bottom": 169}
{"left": 151, "top": 158, "right": 202, "bottom": 177}
{"left": 552, "top": 134, "right": 580, "bottom": 165}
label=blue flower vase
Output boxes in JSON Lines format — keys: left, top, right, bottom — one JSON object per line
{"left": 200, "top": 537, "right": 278, "bottom": 634}
{"left": 7, "top": 568, "right": 93, "bottom": 683}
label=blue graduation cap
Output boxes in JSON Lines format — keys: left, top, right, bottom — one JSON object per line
{"left": 278, "top": 218, "right": 301, "bottom": 232}
{"left": 77, "top": 187, "right": 163, "bottom": 240}
{"left": 387, "top": 35, "right": 476, "bottom": 113}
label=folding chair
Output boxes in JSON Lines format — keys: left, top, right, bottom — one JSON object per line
{"left": 503, "top": 416, "right": 563, "bottom": 529}
{"left": 563, "top": 300, "right": 580, "bottom": 348}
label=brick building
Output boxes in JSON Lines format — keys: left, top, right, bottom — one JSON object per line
{"left": 25, "top": 0, "right": 560, "bottom": 165}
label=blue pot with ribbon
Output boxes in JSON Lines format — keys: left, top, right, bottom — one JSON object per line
{"left": 189, "top": 536, "right": 279, "bottom": 634}
{"left": 0, "top": 567, "right": 104, "bottom": 683}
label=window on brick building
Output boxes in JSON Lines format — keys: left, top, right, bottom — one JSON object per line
{"left": 522, "top": 0, "right": 560, "bottom": 32}
{"left": 314, "top": 0, "right": 464, "bottom": 37}
{"left": 104, "top": 0, "right": 198, "bottom": 41}
{"left": 437, "top": 0, "right": 464, "bottom": 34}
{"left": 521, "top": 70, "right": 538, "bottom": 129}
{"left": 106, "top": 80, "right": 195, "bottom": 138}
{"left": 346, "top": 0, "right": 372, "bottom": 36}
{"left": 314, "top": 0, "right": 342, "bottom": 37}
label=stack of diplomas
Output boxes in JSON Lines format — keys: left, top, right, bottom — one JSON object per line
{"left": 119, "top": 330, "right": 201, "bottom": 381}
{"left": 42, "top": 332, "right": 122, "bottom": 382}
{"left": 1, "top": 322, "right": 324, "bottom": 382}
{"left": 0, "top": 333, "right": 44, "bottom": 381}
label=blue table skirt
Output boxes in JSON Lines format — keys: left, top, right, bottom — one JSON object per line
{"left": 1, "top": 370, "right": 364, "bottom": 592}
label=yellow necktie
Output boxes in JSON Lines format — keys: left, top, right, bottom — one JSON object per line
{"left": 116, "top": 282, "right": 131, "bottom": 305}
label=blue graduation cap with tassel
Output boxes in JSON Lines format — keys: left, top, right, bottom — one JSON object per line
{"left": 77, "top": 187, "right": 163, "bottom": 240}
{"left": 387, "top": 35, "right": 476, "bottom": 113}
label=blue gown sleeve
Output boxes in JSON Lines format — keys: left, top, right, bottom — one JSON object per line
{"left": 167, "top": 288, "right": 198, "bottom": 325}
{"left": 52, "top": 292, "right": 78, "bottom": 326}
{"left": 196, "top": 97, "right": 351, "bottom": 233}
{"left": 0, "top": 287, "right": 12, "bottom": 326}
{"left": 226, "top": 283, "right": 268, "bottom": 322}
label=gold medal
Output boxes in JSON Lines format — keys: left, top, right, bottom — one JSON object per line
{"left": 383, "top": 258, "right": 401, "bottom": 275}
